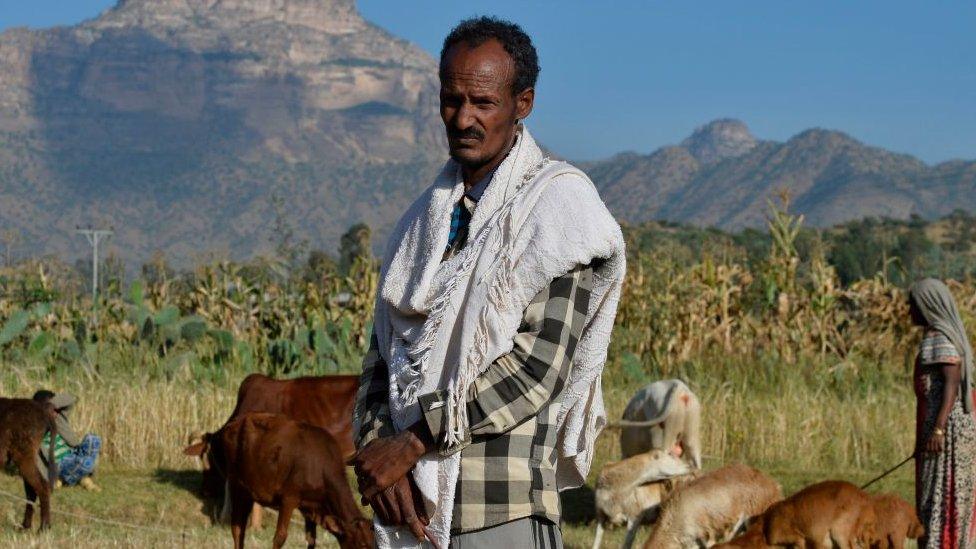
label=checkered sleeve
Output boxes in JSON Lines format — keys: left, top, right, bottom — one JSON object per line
{"left": 353, "top": 331, "right": 396, "bottom": 449}
{"left": 418, "top": 264, "right": 592, "bottom": 456}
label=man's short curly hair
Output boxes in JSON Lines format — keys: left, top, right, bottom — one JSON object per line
{"left": 440, "top": 16, "right": 540, "bottom": 95}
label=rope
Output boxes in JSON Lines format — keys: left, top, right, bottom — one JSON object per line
{"left": 860, "top": 452, "right": 916, "bottom": 490}
{"left": 0, "top": 487, "right": 186, "bottom": 538}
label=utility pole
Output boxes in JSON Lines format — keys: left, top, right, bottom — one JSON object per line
{"left": 76, "top": 227, "right": 113, "bottom": 327}
{"left": 1, "top": 229, "right": 20, "bottom": 267}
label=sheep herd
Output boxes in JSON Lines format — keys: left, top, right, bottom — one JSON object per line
{"left": 594, "top": 380, "right": 922, "bottom": 548}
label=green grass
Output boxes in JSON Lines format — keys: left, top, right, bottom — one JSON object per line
{"left": 0, "top": 468, "right": 353, "bottom": 548}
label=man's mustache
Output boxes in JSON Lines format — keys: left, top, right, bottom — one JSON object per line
{"left": 448, "top": 127, "right": 485, "bottom": 141}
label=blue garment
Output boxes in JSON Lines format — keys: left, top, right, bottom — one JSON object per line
{"left": 446, "top": 201, "right": 472, "bottom": 251}
{"left": 58, "top": 434, "right": 100, "bottom": 485}
{"left": 445, "top": 170, "right": 493, "bottom": 252}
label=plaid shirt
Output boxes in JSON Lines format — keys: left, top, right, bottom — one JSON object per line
{"left": 355, "top": 198, "right": 593, "bottom": 532}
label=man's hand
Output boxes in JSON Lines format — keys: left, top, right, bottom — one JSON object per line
{"left": 368, "top": 475, "right": 431, "bottom": 544}
{"left": 353, "top": 423, "right": 433, "bottom": 501}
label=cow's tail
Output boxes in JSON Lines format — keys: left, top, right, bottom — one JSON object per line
{"left": 220, "top": 479, "right": 233, "bottom": 524}
{"left": 44, "top": 405, "right": 58, "bottom": 491}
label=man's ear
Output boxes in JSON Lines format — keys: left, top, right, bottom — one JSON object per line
{"left": 323, "top": 515, "right": 343, "bottom": 535}
{"left": 515, "top": 87, "right": 534, "bottom": 121}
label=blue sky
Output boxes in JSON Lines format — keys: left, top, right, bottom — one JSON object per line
{"left": 1, "top": 1, "right": 973, "bottom": 163}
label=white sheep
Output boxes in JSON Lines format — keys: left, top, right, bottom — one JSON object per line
{"left": 640, "top": 463, "right": 782, "bottom": 549}
{"left": 592, "top": 449, "right": 694, "bottom": 549}
{"left": 614, "top": 379, "right": 703, "bottom": 469}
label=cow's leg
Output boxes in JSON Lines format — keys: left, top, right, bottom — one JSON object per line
{"left": 20, "top": 477, "right": 36, "bottom": 530}
{"left": 229, "top": 483, "right": 252, "bottom": 549}
{"left": 15, "top": 453, "right": 50, "bottom": 530}
{"left": 250, "top": 502, "right": 263, "bottom": 530}
{"left": 304, "top": 514, "right": 317, "bottom": 548}
{"left": 272, "top": 497, "right": 298, "bottom": 549}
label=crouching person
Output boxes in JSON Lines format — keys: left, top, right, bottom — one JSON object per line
{"left": 32, "top": 390, "right": 101, "bottom": 491}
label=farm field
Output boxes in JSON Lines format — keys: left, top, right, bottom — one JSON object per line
{"left": 0, "top": 367, "right": 918, "bottom": 548}
{"left": 0, "top": 462, "right": 918, "bottom": 548}
{"left": 0, "top": 206, "right": 949, "bottom": 547}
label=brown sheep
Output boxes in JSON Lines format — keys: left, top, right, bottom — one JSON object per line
{"left": 641, "top": 464, "right": 782, "bottom": 549}
{"left": 0, "top": 397, "right": 58, "bottom": 530}
{"left": 763, "top": 480, "right": 876, "bottom": 548}
{"left": 869, "top": 493, "right": 924, "bottom": 549}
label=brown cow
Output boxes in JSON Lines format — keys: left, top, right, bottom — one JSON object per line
{"left": 225, "top": 373, "right": 358, "bottom": 457}
{"left": 0, "top": 398, "right": 58, "bottom": 530}
{"left": 193, "top": 412, "right": 373, "bottom": 549}
{"left": 185, "top": 373, "right": 359, "bottom": 526}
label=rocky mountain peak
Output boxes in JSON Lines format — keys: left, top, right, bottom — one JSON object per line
{"left": 105, "top": 0, "right": 363, "bottom": 34}
{"left": 680, "top": 118, "right": 757, "bottom": 164}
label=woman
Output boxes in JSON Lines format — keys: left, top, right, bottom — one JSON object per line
{"left": 911, "top": 278, "right": 976, "bottom": 548}
{"left": 32, "top": 390, "right": 102, "bottom": 491}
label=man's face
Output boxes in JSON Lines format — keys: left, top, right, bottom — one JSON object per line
{"left": 439, "top": 39, "right": 533, "bottom": 169}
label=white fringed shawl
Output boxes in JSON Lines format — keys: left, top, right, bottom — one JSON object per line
{"left": 369, "top": 126, "right": 624, "bottom": 548}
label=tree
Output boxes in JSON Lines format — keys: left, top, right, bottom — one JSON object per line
{"left": 338, "top": 223, "right": 371, "bottom": 274}
{"left": 269, "top": 192, "right": 308, "bottom": 272}
{"left": 304, "top": 249, "right": 337, "bottom": 283}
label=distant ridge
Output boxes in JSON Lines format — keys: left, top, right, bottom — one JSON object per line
{"left": 0, "top": 0, "right": 444, "bottom": 266}
{"left": 0, "top": 2, "right": 974, "bottom": 267}
{"left": 585, "top": 119, "right": 976, "bottom": 229}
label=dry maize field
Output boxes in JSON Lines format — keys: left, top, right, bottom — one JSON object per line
{"left": 0, "top": 209, "right": 960, "bottom": 546}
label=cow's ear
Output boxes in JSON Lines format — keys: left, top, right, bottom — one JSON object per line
{"left": 323, "top": 515, "right": 343, "bottom": 535}
{"left": 183, "top": 442, "right": 207, "bottom": 456}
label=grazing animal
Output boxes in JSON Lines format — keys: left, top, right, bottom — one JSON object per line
{"left": 641, "top": 464, "right": 782, "bottom": 549}
{"left": 184, "top": 373, "right": 359, "bottom": 526}
{"left": 712, "top": 517, "right": 769, "bottom": 548}
{"left": 0, "top": 397, "right": 58, "bottom": 530}
{"left": 763, "top": 480, "right": 876, "bottom": 549}
{"left": 222, "top": 373, "right": 358, "bottom": 456}
{"left": 198, "top": 412, "right": 373, "bottom": 549}
{"left": 613, "top": 379, "right": 702, "bottom": 468}
{"left": 592, "top": 449, "right": 696, "bottom": 549}
{"left": 868, "top": 493, "right": 924, "bottom": 549}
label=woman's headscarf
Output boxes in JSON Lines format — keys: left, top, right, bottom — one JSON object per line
{"left": 910, "top": 278, "right": 975, "bottom": 413}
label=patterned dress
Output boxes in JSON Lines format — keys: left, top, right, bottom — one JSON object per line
{"left": 915, "top": 330, "right": 976, "bottom": 548}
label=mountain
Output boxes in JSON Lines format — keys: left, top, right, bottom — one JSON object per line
{"left": 1, "top": 2, "right": 975, "bottom": 269}
{"left": 0, "top": 0, "right": 444, "bottom": 266}
{"left": 586, "top": 120, "right": 976, "bottom": 229}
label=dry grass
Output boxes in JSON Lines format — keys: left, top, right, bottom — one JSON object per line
{"left": 0, "top": 358, "right": 919, "bottom": 547}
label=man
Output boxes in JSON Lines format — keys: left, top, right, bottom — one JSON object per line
{"left": 33, "top": 390, "right": 102, "bottom": 491}
{"left": 352, "top": 17, "right": 625, "bottom": 548}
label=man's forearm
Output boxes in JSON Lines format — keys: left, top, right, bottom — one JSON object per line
{"left": 417, "top": 265, "right": 591, "bottom": 455}
{"left": 354, "top": 332, "right": 396, "bottom": 448}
